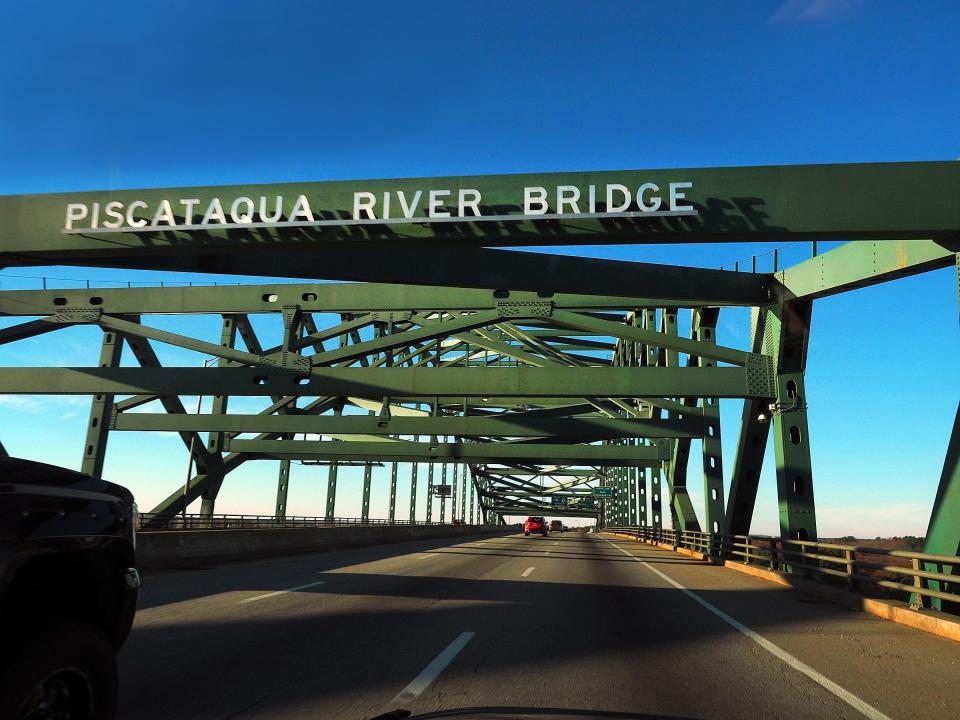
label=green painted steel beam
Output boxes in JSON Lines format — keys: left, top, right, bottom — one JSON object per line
{"left": 552, "top": 309, "right": 755, "bottom": 366}
{"left": 769, "top": 300, "right": 818, "bottom": 541}
{"left": 695, "top": 308, "right": 726, "bottom": 535}
{"left": 79, "top": 329, "right": 123, "bottom": 478}
{"left": 920, "top": 401, "right": 960, "bottom": 610}
{"left": 15, "top": 247, "right": 773, "bottom": 306}
{"left": 484, "top": 505, "right": 600, "bottom": 518}
{"left": 726, "top": 306, "right": 773, "bottom": 535}
{"left": 110, "top": 412, "right": 705, "bottom": 438}
{"left": 225, "top": 438, "right": 663, "bottom": 467}
{"left": 0, "top": 279, "right": 768, "bottom": 319}
{"left": 0, "top": 365, "right": 774, "bottom": 399}
{"left": 275, "top": 459, "right": 291, "bottom": 519}
{"left": 4, "top": 162, "right": 958, "bottom": 263}
{"left": 776, "top": 240, "right": 959, "bottom": 300}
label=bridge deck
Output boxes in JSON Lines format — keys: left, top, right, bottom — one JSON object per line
{"left": 120, "top": 533, "right": 959, "bottom": 719}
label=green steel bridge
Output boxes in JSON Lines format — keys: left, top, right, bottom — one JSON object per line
{"left": 1, "top": 160, "right": 956, "bottom": 554}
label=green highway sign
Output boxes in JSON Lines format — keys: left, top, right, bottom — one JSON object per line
{"left": 3, "top": 162, "right": 959, "bottom": 274}
{"left": 592, "top": 487, "right": 615, "bottom": 499}
{"left": 550, "top": 495, "right": 570, "bottom": 507}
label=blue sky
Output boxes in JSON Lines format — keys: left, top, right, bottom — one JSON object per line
{"left": 1, "top": 0, "right": 958, "bottom": 535}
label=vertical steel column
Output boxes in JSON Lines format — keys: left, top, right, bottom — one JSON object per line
{"left": 459, "top": 464, "right": 467, "bottom": 521}
{"left": 644, "top": 308, "right": 658, "bottom": 369}
{"left": 919, "top": 401, "right": 960, "bottom": 610}
{"left": 275, "top": 459, "right": 291, "bottom": 520}
{"left": 770, "top": 300, "right": 818, "bottom": 541}
{"left": 439, "top": 459, "right": 448, "bottom": 523}
{"left": 628, "top": 462, "right": 638, "bottom": 526}
{"left": 662, "top": 308, "right": 700, "bottom": 531}
{"left": 695, "top": 308, "right": 726, "bottom": 536}
{"left": 599, "top": 468, "right": 607, "bottom": 529}
{"left": 361, "top": 461, "right": 373, "bottom": 522}
{"left": 410, "top": 433, "right": 420, "bottom": 523}
{"left": 324, "top": 404, "right": 344, "bottom": 521}
{"left": 452, "top": 462, "right": 459, "bottom": 520}
{"left": 81, "top": 328, "right": 124, "bottom": 478}
{"left": 324, "top": 323, "right": 348, "bottom": 522}
{"left": 469, "top": 470, "right": 475, "bottom": 523}
{"left": 651, "top": 460, "right": 663, "bottom": 529}
{"left": 361, "top": 406, "right": 374, "bottom": 522}
{"left": 427, "top": 461, "right": 435, "bottom": 524}
{"left": 201, "top": 315, "right": 239, "bottom": 517}
{"left": 638, "top": 466, "right": 648, "bottom": 526}
{"left": 918, "top": 258, "right": 960, "bottom": 609}
{"left": 618, "top": 464, "right": 630, "bottom": 525}
{"left": 388, "top": 462, "right": 398, "bottom": 522}
{"left": 206, "top": 316, "right": 238, "bottom": 458}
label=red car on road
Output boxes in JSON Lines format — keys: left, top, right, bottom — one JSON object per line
{"left": 524, "top": 516, "right": 548, "bottom": 536}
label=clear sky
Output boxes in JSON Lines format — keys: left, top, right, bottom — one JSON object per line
{"left": 1, "top": 0, "right": 957, "bottom": 536}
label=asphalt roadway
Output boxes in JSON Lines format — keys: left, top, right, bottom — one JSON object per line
{"left": 119, "top": 532, "right": 960, "bottom": 720}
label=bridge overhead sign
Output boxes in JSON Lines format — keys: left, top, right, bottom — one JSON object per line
{"left": 1, "top": 162, "right": 958, "bottom": 278}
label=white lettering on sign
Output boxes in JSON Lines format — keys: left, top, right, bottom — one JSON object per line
{"left": 62, "top": 181, "right": 697, "bottom": 233}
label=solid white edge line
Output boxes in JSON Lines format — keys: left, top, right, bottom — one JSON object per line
{"left": 521, "top": 566, "right": 535, "bottom": 577}
{"left": 391, "top": 631, "right": 475, "bottom": 704}
{"left": 600, "top": 536, "right": 894, "bottom": 720}
{"left": 238, "top": 580, "right": 326, "bottom": 605}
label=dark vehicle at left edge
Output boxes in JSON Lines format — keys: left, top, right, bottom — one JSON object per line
{"left": 0, "top": 456, "right": 140, "bottom": 720}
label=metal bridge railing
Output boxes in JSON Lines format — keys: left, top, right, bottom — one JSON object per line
{"left": 139, "top": 513, "right": 477, "bottom": 531}
{"left": 604, "top": 526, "right": 960, "bottom": 613}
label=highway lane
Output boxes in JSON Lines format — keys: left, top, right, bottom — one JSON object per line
{"left": 118, "top": 532, "right": 960, "bottom": 720}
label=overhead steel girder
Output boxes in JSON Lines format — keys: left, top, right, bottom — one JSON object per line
{"left": 776, "top": 239, "right": 960, "bottom": 301}
{"left": 110, "top": 412, "right": 705, "bottom": 439}
{"left": 0, "top": 365, "right": 776, "bottom": 399}
{"left": 4, "top": 162, "right": 957, "bottom": 260}
{"left": 25, "top": 246, "right": 773, "bottom": 306}
{"left": 224, "top": 438, "right": 665, "bottom": 467}
{"left": 551, "top": 309, "right": 753, "bottom": 366}
{"left": 0, "top": 282, "right": 760, "bottom": 317}
{"left": 484, "top": 505, "right": 600, "bottom": 518}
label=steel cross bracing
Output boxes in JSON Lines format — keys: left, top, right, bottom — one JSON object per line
{"left": 0, "top": 243, "right": 956, "bottom": 553}
{"left": 0, "top": 280, "right": 771, "bottom": 526}
{"left": 0, "top": 160, "right": 958, "bottom": 609}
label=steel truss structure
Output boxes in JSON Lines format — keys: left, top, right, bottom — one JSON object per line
{"left": 1, "top": 161, "right": 958, "bottom": 593}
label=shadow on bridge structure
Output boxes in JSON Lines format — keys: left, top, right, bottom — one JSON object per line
{"left": 0, "top": 160, "right": 957, "bottom": 607}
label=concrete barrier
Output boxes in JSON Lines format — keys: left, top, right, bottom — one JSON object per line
{"left": 137, "top": 524, "right": 508, "bottom": 571}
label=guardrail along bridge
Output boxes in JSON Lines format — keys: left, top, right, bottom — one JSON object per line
{"left": 1, "top": 162, "right": 958, "bottom": 719}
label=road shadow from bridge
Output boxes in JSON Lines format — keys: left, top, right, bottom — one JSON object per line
{"left": 136, "top": 534, "right": 704, "bottom": 610}
{"left": 121, "top": 562, "right": 938, "bottom": 720}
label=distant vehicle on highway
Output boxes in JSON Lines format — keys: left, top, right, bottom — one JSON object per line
{"left": 0, "top": 456, "right": 140, "bottom": 720}
{"left": 549, "top": 520, "right": 564, "bottom": 533}
{"left": 523, "top": 516, "right": 548, "bottom": 536}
